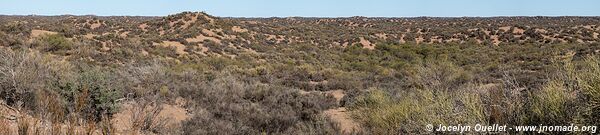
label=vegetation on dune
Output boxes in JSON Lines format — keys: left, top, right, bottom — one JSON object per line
{"left": 0, "top": 13, "right": 599, "bottom": 134}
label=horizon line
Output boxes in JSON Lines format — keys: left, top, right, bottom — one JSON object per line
{"left": 1, "top": 12, "right": 600, "bottom": 18}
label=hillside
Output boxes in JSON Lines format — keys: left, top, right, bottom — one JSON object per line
{"left": 2, "top": 12, "right": 600, "bottom": 59}
{"left": 0, "top": 12, "right": 599, "bottom": 134}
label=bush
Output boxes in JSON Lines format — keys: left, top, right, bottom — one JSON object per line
{"left": 182, "top": 74, "right": 339, "bottom": 134}
{"left": 58, "top": 66, "right": 124, "bottom": 120}
{"left": 36, "top": 34, "right": 73, "bottom": 53}
{"left": 350, "top": 85, "right": 487, "bottom": 134}
{"left": 570, "top": 57, "right": 600, "bottom": 125}
{"left": 0, "top": 49, "right": 57, "bottom": 106}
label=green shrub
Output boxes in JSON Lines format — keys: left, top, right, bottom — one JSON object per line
{"left": 58, "top": 67, "right": 124, "bottom": 120}
{"left": 351, "top": 86, "right": 487, "bottom": 134}
{"left": 39, "top": 34, "right": 73, "bottom": 52}
{"left": 520, "top": 56, "right": 600, "bottom": 126}
{"left": 529, "top": 80, "right": 576, "bottom": 124}
{"left": 572, "top": 57, "right": 600, "bottom": 125}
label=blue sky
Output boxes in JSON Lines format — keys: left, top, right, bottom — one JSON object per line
{"left": 1, "top": 0, "right": 599, "bottom": 17}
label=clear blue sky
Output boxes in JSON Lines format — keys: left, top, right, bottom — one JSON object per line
{"left": 1, "top": 0, "right": 599, "bottom": 17}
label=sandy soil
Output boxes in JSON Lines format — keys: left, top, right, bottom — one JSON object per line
{"left": 359, "top": 37, "right": 375, "bottom": 49}
{"left": 499, "top": 26, "right": 511, "bottom": 31}
{"left": 298, "top": 89, "right": 361, "bottom": 133}
{"left": 186, "top": 34, "right": 221, "bottom": 43}
{"left": 138, "top": 23, "right": 148, "bottom": 31}
{"left": 491, "top": 35, "right": 500, "bottom": 45}
{"left": 30, "top": 29, "right": 57, "bottom": 38}
{"left": 90, "top": 20, "right": 102, "bottom": 29}
{"left": 324, "top": 90, "right": 361, "bottom": 133}
{"left": 513, "top": 27, "right": 525, "bottom": 34}
{"left": 415, "top": 37, "right": 424, "bottom": 44}
{"left": 232, "top": 26, "right": 248, "bottom": 33}
{"left": 324, "top": 107, "right": 360, "bottom": 133}
{"left": 111, "top": 99, "right": 190, "bottom": 134}
{"left": 83, "top": 33, "right": 97, "bottom": 39}
{"left": 157, "top": 41, "right": 188, "bottom": 55}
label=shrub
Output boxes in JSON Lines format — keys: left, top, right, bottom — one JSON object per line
{"left": 351, "top": 86, "right": 486, "bottom": 134}
{"left": 57, "top": 66, "right": 124, "bottom": 120}
{"left": 528, "top": 80, "right": 576, "bottom": 125}
{"left": 36, "top": 34, "right": 73, "bottom": 53}
{"left": 0, "top": 49, "right": 56, "bottom": 107}
{"left": 182, "top": 74, "right": 338, "bottom": 134}
{"left": 571, "top": 57, "right": 600, "bottom": 125}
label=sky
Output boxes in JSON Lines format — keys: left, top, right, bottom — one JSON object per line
{"left": 1, "top": 0, "right": 600, "bottom": 17}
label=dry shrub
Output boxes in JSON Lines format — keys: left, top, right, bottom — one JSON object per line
{"left": 31, "top": 120, "right": 43, "bottom": 135}
{"left": 182, "top": 75, "right": 338, "bottom": 134}
{"left": 83, "top": 121, "right": 97, "bottom": 135}
{"left": 66, "top": 122, "right": 77, "bottom": 135}
{"left": 130, "top": 100, "right": 167, "bottom": 134}
{"left": 34, "top": 89, "right": 65, "bottom": 123}
{"left": 98, "top": 115, "right": 115, "bottom": 135}
{"left": 18, "top": 117, "right": 30, "bottom": 135}
{"left": 0, "top": 48, "right": 55, "bottom": 107}
{"left": 0, "top": 119, "right": 12, "bottom": 135}
{"left": 51, "top": 123, "right": 61, "bottom": 135}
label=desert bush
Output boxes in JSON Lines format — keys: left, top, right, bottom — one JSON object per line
{"left": 98, "top": 115, "right": 115, "bottom": 135}
{"left": 130, "top": 99, "right": 168, "bottom": 134}
{"left": 36, "top": 34, "right": 73, "bottom": 53}
{"left": 349, "top": 58, "right": 486, "bottom": 134}
{"left": 120, "top": 60, "right": 171, "bottom": 96}
{"left": 17, "top": 117, "right": 30, "bottom": 135}
{"left": 0, "top": 49, "right": 56, "bottom": 106}
{"left": 570, "top": 57, "right": 600, "bottom": 125}
{"left": 34, "top": 89, "right": 66, "bottom": 123}
{"left": 528, "top": 80, "right": 576, "bottom": 125}
{"left": 182, "top": 74, "right": 338, "bottom": 134}
{"left": 57, "top": 66, "right": 124, "bottom": 120}
{"left": 351, "top": 84, "right": 487, "bottom": 134}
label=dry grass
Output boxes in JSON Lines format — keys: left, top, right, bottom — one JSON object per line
{"left": 17, "top": 117, "right": 30, "bottom": 135}
{"left": 130, "top": 100, "right": 167, "bottom": 134}
{"left": 0, "top": 119, "right": 12, "bottom": 135}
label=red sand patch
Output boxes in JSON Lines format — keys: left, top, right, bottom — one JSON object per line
{"left": 111, "top": 100, "right": 190, "bottom": 134}
{"left": 139, "top": 23, "right": 148, "bottom": 31}
{"left": 83, "top": 34, "right": 97, "bottom": 39}
{"left": 499, "top": 26, "right": 511, "bottom": 31}
{"left": 90, "top": 22, "right": 102, "bottom": 29}
{"left": 156, "top": 41, "right": 188, "bottom": 55}
{"left": 324, "top": 107, "right": 360, "bottom": 133}
{"left": 513, "top": 27, "right": 525, "bottom": 34}
{"left": 232, "top": 26, "right": 249, "bottom": 33}
{"left": 359, "top": 37, "right": 375, "bottom": 49}
{"left": 30, "top": 29, "right": 57, "bottom": 38}
{"left": 186, "top": 34, "right": 221, "bottom": 43}
{"left": 491, "top": 35, "right": 500, "bottom": 45}
{"left": 415, "top": 37, "right": 425, "bottom": 44}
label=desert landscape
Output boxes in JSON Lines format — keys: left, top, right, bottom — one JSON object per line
{"left": 0, "top": 11, "right": 599, "bottom": 134}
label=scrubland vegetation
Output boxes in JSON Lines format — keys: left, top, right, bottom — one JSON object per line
{"left": 0, "top": 12, "right": 599, "bottom": 134}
